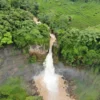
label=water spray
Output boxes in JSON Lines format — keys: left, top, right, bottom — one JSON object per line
{"left": 34, "top": 33, "right": 74, "bottom": 100}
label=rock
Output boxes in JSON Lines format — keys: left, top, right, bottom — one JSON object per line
{"left": 29, "top": 45, "right": 48, "bottom": 62}
{"left": 36, "top": 91, "right": 40, "bottom": 95}
{"left": 32, "top": 80, "right": 35, "bottom": 84}
{"left": 29, "top": 79, "right": 35, "bottom": 84}
{"left": 29, "top": 45, "right": 48, "bottom": 55}
{"left": 64, "top": 80, "right": 67, "bottom": 84}
{"left": 31, "top": 90, "right": 37, "bottom": 95}
{"left": 0, "top": 58, "right": 4, "bottom": 67}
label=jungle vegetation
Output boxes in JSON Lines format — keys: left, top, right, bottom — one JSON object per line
{"left": 0, "top": 0, "right": 100, "bottom": 99}
{"left": 0, "top": 78, "right": 42, "bottom": 100}
{"left": 0, "top": 0, "right": 100, "bottom": 69}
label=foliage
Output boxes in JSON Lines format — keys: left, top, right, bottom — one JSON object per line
{"left": 0, "top": 0, "right": 10, "bottom": 10}
{"left": 13, "top": 22, "right": 49, "bottom": 48}
{"left": 25, "top": 96, "right": 42, "bottom": 100}
{"left": 0, "top": 78, "right": 42, "bottom": 100}
{"left": 74, "top": 70, "right": 100, "bottom": 100}
{"left": 0, "top": 32, "right": 13, "bottom": 46}
{"left": 70, "top": 0, "right": 100, "bottom": 3}
{"left": 28, "top": 56, "right": 37, "bottom": 63}
{"left": 37, "top": 0, "right": 100, "bottom": 29}
{"left": 0, "top": 0, "right": 100, "bottom": 100}
{"left": 59, "top": 27, "right": 100, "bottom": 67}
{"left": 0, "top": 7, "right": 49, "bottom": 48}
{"left": 0, "top": 78, "right": 27, "bottom": 100}
{"left": 11, "top": 0, "right": 40, "bottom": 16}
{"left": 0, "top": 0, "right": 100, "bottom": 68}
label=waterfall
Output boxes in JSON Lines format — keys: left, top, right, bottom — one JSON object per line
{"left": 43, "top": 51, "right": 58, "bottom": 93}
{"left": 42, "top": 34, "right": 59, "bottom": 100}
{"left": 34, "top": 33, "right": 74, "bottom": 100}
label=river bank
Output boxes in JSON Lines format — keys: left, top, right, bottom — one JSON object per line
{"left": 0, "top": 45, "right": 100, "bottom": 100}
{"left": 0, "top": 45, "right": 76, "bottom": 99}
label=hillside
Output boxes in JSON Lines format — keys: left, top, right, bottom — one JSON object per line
{"left": 0, "top": 0, "right": 100, "bottom": 67}
{"left": 0, "top": 0, "right": 100, "bottom": 100}
{"left": 36, "top": 0, "right": 100, "bottom": 29}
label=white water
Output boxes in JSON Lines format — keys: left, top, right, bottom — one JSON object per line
{"left": 43, "top": 51, "right": 59, "bottom": 93}
{"left": 33, "top": 19, "right": 75, "bottom": 100}
{"left": 34, "top": 35, "right": 74, "bottom": 100}
{"left": 42, "top": 33, "right": 59, "bottom": 94}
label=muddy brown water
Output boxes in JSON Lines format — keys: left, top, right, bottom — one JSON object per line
{"left": 34, "top": 75, "right": 75, "bottom": 100}
{"left": 0, "top": 45, "right": 90, "bottom": 100}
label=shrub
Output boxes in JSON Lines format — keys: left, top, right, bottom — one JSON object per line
{"left": 0, "top": 32, "right": 13, "bottom": 47}
{"left": 25, "top": 96, "right": 42, "bottom": 100}
{"left": 13, "top": 22, "right": 49, "bottom": 48}
{"left": 59, "top": 27, "right": 100, "bottom": 66}
{"left": 28, "top": 56, "right": 37, "bottom": 63}
{"left": 0, "top": 78, "right": 42, "bottom": 100}
{"left": 0, "top": 78, "right": 27, "bottom": 100}
{"left": 0, "top": 0, "right": 10, "bottom": 10}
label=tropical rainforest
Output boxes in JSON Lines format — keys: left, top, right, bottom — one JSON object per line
{"left": 0, "top": 0, "right": 100, "bottom": 100}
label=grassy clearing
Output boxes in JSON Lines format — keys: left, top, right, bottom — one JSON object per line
{"left": 36, "top": 0, "right": 100, "bottom": 29}
{"left": 74, "top": 71, "right": 100, "bottom": 100}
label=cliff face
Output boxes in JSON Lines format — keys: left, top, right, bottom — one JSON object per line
{"left": 0, "top": 45, "right": 58, "bottom": 84}
{"left": 29, "top": 45, "right": 48, "bottom": 62}
{"left": 0, "top": 45, "right": 44, "bottom": 97}
{"left": 0, "top": 46, "right": 36, "bottom": 82}
{"left": 0, "top": 45, "right": 27, "bottom": 83}
{"left": 0, "top": 45, "right": 76, "bottom": 99}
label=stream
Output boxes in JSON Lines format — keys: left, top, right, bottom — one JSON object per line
{"left": 0, "top": 45, "right": 100, "bottom": 100}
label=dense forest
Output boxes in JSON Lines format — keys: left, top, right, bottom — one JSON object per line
{"left": 0, "top": 0, "right": 100, "bottom": 100}
{"left": 1, "top": 0, "right": 100, "bottom": 68}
